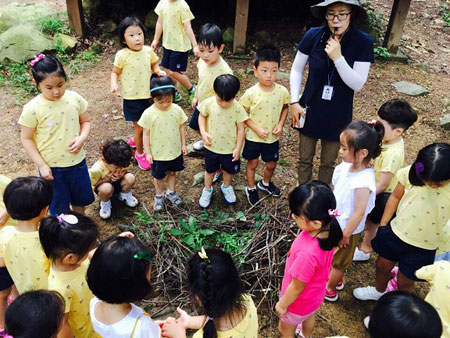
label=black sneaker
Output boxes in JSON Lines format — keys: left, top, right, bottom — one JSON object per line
{"left": 257, "top": 180, "right": 281, "bottom": 197}
{"left": 245, "top": 186, "right": 260, "bottom": 206}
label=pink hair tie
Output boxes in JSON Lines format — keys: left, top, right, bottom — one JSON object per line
{"left": 328, "top": 209, "right": 340, "bottom": 217}
{"left": 56, "top": 213, "right": 79, "bottom": 225}
{"left": 30, "top": 54, "right": 45, "bottom": 66}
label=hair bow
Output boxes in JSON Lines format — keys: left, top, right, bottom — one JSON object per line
{"left": 328, "top": 209, "right": 340, "bottom": 218}
{"left": 133, "top": 251, "right": 153, "bottom": 262}
{"left": 30, "top": 54, "right": 45, "bottom": 66}
{"left": 56, "top": 213, "right": 79, "bottom": 225}
{"left": 415, "top": 162, "right": 424, "bottom": 179}
{"left": 198, "top": 247, "right": 209, "bottom": 261}
{"left": 368, "top": 119, "right": 377, "bottom": 127}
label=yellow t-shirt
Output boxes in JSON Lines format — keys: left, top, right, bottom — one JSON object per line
{"left": 18, "top": 90, "right": 87, "bottom": 168}
{"left": 198, "top": 97, "right": 248, "bottom": 155}
{"left": 89, "top": 159, "right": 109, "bottom": 189}
{"left": 239, "top": 83, "right": 290, "bottom": 144}
{"left": 197, "top": 57, "right": 233, "bottom": 103}
{"left": 416, "top": 260, "right": 450, "bottom": 337}
{"left": 0, "top": 175, "right": 17, "bottom": 227}
{"left": 193, "top": 295, "right": 258, "bottom": 338}
{"left": 0, "top": 226, "right": 49, "bottom": 293}
{"left": 373, "top": 138, "right": 404, "bottom": 193}
{"left": 48, "top": 260, "right": 95, "bottom": 338}
{"left": 391, "top": 166, "right": 450, "bottom": 251}
{"left": 114, "top": 46, "right": 159, "bottom": 100}
{"left": 138, "top": 104, "right": 187, "bottom": 161}
{"left": 154, "top": 0, "right": 194, "bottom": 52}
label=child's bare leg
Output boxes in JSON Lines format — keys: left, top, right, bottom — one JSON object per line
{"left": 0, "top": 286, "right": 11, "bottom": 329}
{"left": 222, "top": 171, "right": 233, "bottom": 186}
{"left": 263, "top": 161, "right": 277, "bottom": 184}
{"left": 97, "top": 183, "right": 114, "bottom": 202}
{"left": 166, "top": 69, "right": 193, "bottom": 91}
{"left": 375, "top": 256, "right": 396, "bottom": 292}
{"left": 278, "top": 320, "right": 296, "bottom": 338}
{"left": 246, "top": 159, "right": 259, "bottom": 188}
{"left": 71, "top": 205, "right": 85, "bottom": 214}
{"left": 204, "top": 172, "right": 214, "bottom": 190}
{"left": 154, "top": 178, "right": 165, "bottom": 195}
{"left": 327, "top": 267, "right": 344, "bottom": 291}
{"left": 397, "top": 271, "right": 414, "bottom": 292}
{"left": 120, "top": 173, "right": 135, "bottom": 193}
{"left": 133, "top": 122, "right": 144, "bottom": 154}
{"left": 360, "top": 219, "right": 378, "bottom": 253}
{"left": 301, "top": 314, "right": 315, "bottom": 338}
{"left": 167, "top": 171, "right": 176, "bottom": 191}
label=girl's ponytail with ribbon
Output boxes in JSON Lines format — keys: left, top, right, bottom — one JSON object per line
{"left": 30, "top": 54, "right": 45, "bottom": 67}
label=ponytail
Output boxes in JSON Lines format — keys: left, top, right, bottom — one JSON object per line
{"left": 408, "top": 143, "right": 450, "bottom": 187}
{"left": 317, "top": 218, "right": 343, "bottom": 251}
{"left": 198, "top": 261, "right": 217, "bottom": 338}
{"left": 343, "top": 120, "right": 385, "bottom": 164}
{"left": 369, "top": 120, "right": 384, "bottom": 159}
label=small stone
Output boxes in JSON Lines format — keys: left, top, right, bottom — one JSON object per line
{"left": 434, "top": 19, "right": 445, "bottom": 25}
{"left": 393, "top": 81, "right": 430, "bottom": 96}
{"left": 113, "top": 115, "right": 123, "bottom": 120}
{"left": 277, "top": 71, "right": 290, "bottom": 80}
{"left": 102, "top": 114, "right": 109, "bottom": 119}
{"left": 192, "top": 171, "right": 205, "bottom": 186}
{"left": 401, "top": 34, "right": 411, "bottom": 40}
{"left": 440, "top": 113, "right": 450, "bottom": 130}
{"left": 234, "top": 184, "right": 246, "bottom": 192}
{"left": 255, "top": 174, "right": 263, "bottom": 182}
{"left": 112, "top": 109, "right": 118, "bottom": 113}
{"left": 422, "top": 13, "right": 430, "bottom": 19}
{"left": 442, "top": 98, "right": 450, "bottom": 108}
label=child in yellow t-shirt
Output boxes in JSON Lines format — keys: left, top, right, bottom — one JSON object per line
{"left": 138, "top": 75, "right": 187, "bottom": 212}
{"left": 354, "top": 99, "right": 417, "bottom": 261}
{"left": 111, "top": 16, "right": 164, "bottom": 171}
{"left": 19, "top": 54, "right": 94, "bottom": 216}
{"left": 151, "top": 0, "right": 198, "bottom": 103}
{"left": 0, "top": 177, "right": 52, "bottom": 334}
{"left": 39, "top": 211, "right": 98, "bottom": 338}
{"left": 198, "top": 75, "right": 248, "bottom": 208}
{"left": 89, "top": 139, "right": 138, "bottom": 220}
{"left": 240, "top": 45, "right": 290, "bottom": 206}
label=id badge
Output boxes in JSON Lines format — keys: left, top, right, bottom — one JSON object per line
{"left": 322, "top": 85, "right": 333, "bottom": 100}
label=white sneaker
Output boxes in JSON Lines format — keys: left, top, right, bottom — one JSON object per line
{"left": 353, "top": 286, "right": 385, "bottom": 301}
{"left": 363, "top": 316, "right": 370, "bottom": 329}
{"left": 353, "top": 247, "right": 371, "bottom": 262}
{"left": 220, "top": 184, "right": 236, "bottom": 205}
{"left": 118, "top": 191, "right": 138, "bottom": 207}
{"left": 199, "top": 188, "right": 213, "bottom": 208}
{"left": 99, "top": 200, "right": 112, "bottom": 219}
{"left": 193, "top": 140, "right": 205, "bottom": 151}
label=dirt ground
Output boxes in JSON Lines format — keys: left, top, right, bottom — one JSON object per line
{"left": 0, "top": 0, "right": 449, "bottom": 337}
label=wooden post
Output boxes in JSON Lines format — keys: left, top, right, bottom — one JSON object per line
{"left": 383, "top": 0, "right": 411, "bottom": 54}
{"left": 66, "top": 0, "right": 85, "bottom": 37}
{"left": 233, "top": 0, "right": 250, "bottom": 54}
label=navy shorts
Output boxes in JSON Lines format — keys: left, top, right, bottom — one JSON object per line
{"left": 368, "top": 192, "right": 391, "bottom": 224}
{"left": 46, "top": 159, "right": 95, "bottom": 215}
{"left": 151, "top": 154, "right": 185, "bottom": 179}
{"left": 188, "top": 106, "right": 200, "bottom": 131}
{"left": 243, "top": 139, "right": 279, "bottom": 162}
{"left": 123, "top": 98, "right": 151, "bottom": 122}
{"left": 371, "top": 224, "right": 436, "bottom": 281}
{"left": 0, "top": 267, "right": 14, "bottom": 291}
{"left": 161, "top": 48, "right": 189, "bottom": 72}
{"left": 94, "top": 179, "right": 122, "bottom": 195}
{"left": 205, "top": 149, "right": 240, "bottom": 175}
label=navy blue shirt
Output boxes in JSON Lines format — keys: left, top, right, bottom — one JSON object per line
{"left": 297, "top": 25, "right": 374, "bottom": 141}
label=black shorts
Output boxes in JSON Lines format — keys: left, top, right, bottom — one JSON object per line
{"left": 367, "top": 192, "right": 391, "bottom": 224}
{"left": 188, "top": 106, "right": 200, "bottom": 131}
{"left": 94, "top": 179, "right": 122, "bottom": 195}
{"left": 123, "top": 98, "right": 152, "bottom": 122}
{"left": 205, "top": 149, "right": 240, "bottom": 174}
{"left": 151, "top": 154, "right": 185, "bottom": 179}
{"left": 371, "top": 224, "right": 436, "bottom": 281}
{"left": 243, "top": 139, "right": 279, "bottom": 162}
{"left": 0, "top": 267, "right": 14, "bottom": 291}
{"left": 161, "top": 48, "right": 189, "bottom": 72}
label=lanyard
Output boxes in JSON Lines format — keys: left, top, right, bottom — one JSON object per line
{"left": 326, "top": 56, "right": 335, "bottom": 86}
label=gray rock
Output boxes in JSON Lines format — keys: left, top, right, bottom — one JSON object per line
{"left": 442, "top": 98, "right": 450, "bottom": 108}
{"left": 192, "top": 171, "right": 205, "bottom": 186}
{"left": 103, "top": 20, "right": 117, "bottom": 33}
{"left": 54, "top": 33, "right": 77, "bottom": 52}
{"left": 277, "top": 71, "right": 290, "bottom": 80}
{"left": 440, "top": 113, "right": 450, "bottom": 130}
{"left": 393, "top": 81, "right": 429, "bottom": 96}
{"left": 422, "top": 13, "right": 430, "bottom": 19}
{"left": 223, "top": 27, "right": 234, "bottom": 43}
{"left": 144, "top": 11, "right": 158, "bottom": 29}
{"left": 0, "top": 3, "right": 55, "bottom": 33}
{"left": 0, "top": 24, "right": 53, "bottom": 63}
{"left": 186, "top": 143, "right": 205, "bottom": 158}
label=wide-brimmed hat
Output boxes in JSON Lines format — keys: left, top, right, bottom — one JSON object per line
{"left": 311, "top": 0, "right": 368, "bottom": 23}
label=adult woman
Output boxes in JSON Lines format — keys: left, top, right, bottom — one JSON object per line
{"left": 290, "top": 0, "right": 374, "bottom": 185}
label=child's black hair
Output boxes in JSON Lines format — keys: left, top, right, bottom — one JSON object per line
{"left": 198, "top": 23, "right": 223, "bottom": 48}
{"left": 369, "top": 291, "right": 442, "bottom": 338}
{"left": 118, "top": 16, "right": 146, "bottom": 48}
{"left": 213, "top": 74, "right": 240, "bottom": 102}
{"left": 378, "top": 99, "right": 417, "bottom": 131}
{"left": 254, "top": 45, "right": 281, "bottom": 67}
{"left": 39, "top": 211, "right": 98, "bottom": 261}
{"left": 289, "top": 181, "right": 343, "bottom": 250}
{"left": 408, "top": 142, "right": 450, "bottom": 186}
{"left": 150, "top": 73, "right": 176, "bottom": 99}
{"left": 87, "top": 236, "right": 152, "bottom": 304}
{"left": 343, "top": 120, "right": 384, "bottom": 165}
{"left": 5, "top": 290, "right": 65, "bottom": 338}
{"left": 31, "top": 54, "right": 67, "bottom": 85}
{"left": 187, "top": 248, "right": 245, "bottom": 338}
{"left": 101, "top": 139, "right": 133, "bottom": 168}
{"left": 4, "top": 176, "right": 53, "bottom": 221}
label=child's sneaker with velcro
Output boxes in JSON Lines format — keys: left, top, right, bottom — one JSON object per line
{"left": 165, "top": 191, "right": 183, "bottom": 207}
{"left": 127, "top": 137, "right": 136, "bottom": 148}
{"left": 220, "top": 184, "right": 236, "bottom": 205}
{"left": 353, "top": 247, "right": 371, "bottom": 262}
{"left": 135, "top": 153, "right": 151, "bottom": 170}
{"left": 336, "top": 278, "right": 344, "bottom": 291}
{"left": 245, "top": 186, "right": 260, "bottom": 206}
{"left": 118, "top": 191, "right": 138, "bottom": 207}
{"left": 324, "top": 288, "right": 338, "bottom": 302}
{"left": 154, "top": 194, "right": 164, "bottom": 212}
{"left": 257, "top": 180, "right": 281, "bottom": 196}
{"left": 199, "top": 188, "right": 213, "bottom": 208}
{"left": 353, "top": 286, "right": 385, "bottom": 301}
{"left": 99, "top": 200, "right": 112, "bottom": 220}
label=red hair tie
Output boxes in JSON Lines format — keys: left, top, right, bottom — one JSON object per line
{"left": 328, "top": 209, "right": 340, "bottom": 217}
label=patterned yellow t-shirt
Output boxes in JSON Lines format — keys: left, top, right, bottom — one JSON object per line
{"left": 0, "top": 226, "right": 49, "bottom": 293}
{"left": 89, "top": 159, "right": 109, "bottom": 190}
{"left": 48, "top": 260, "right": 94, "bottom": 338}
{"left": 197, "top": 57, "right": 233, "bottom": 103}
{"left": 373, "top": 138, "right": 404, "bottom": 193}
{"left": 138, "top": 104, "right": 187, "bottom": 161}
{"left": 198, "top": 97, "right": 248, "bottom": 155}
{"left": 193, "top": 295, "right": 258, "bottom": 338}
{"left": 114, "top": 46, "right": 159, "bottom": 100}
{"left": 416, "top": 260, "right": 450, "bottom": 337}
{"left": 0, "top": 175, "right": 17, "bottom": 227}
{"left": 391, "top": 166, "right": 450, "bottom": 251}
{"left": 239, "top": 83, "right": 290, "bottom": 144}
{"left": 18, "top": 90, "right": 87, "bottom": 168}
{"left": 154, "top": 0, "right": 194, "bottom": 52}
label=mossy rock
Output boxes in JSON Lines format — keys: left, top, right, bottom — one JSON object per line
{"left": 54, "top": 33, "right": 77, "bottom": 52}
{"left": 0, "top": 3, "right": 55, "bottom": 33}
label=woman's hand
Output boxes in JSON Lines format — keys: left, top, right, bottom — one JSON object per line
{"left": 289, "top": 103, "right": 305, "bottom": 127}
{"left": 325, "top": 36, "right": 342, "bottom": 62}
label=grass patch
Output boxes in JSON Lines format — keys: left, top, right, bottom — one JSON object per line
{"left": 37, "top": 14, "right": 70, "bottom": 35}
